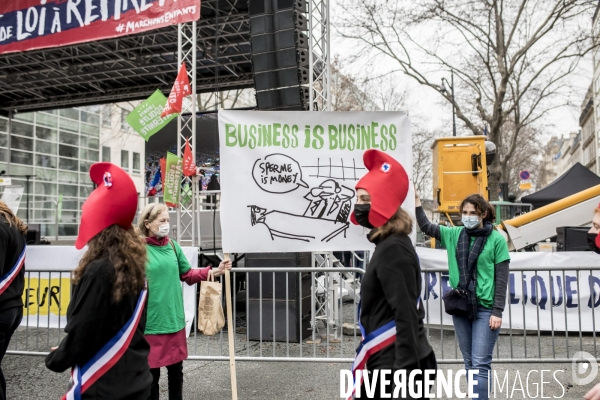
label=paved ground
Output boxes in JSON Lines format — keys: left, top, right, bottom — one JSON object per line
{"left": 4, "top": 323, "right": 600, "bottom": 399}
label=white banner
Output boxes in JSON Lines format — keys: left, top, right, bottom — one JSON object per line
{"left": 418, "top": 248, "right": 600, "bottom": 332}
{"left": 24, "top": 246, "right": 199, "bottom": 337}
{"left": 218, "top": 110, "right": 413, "bottom": 253}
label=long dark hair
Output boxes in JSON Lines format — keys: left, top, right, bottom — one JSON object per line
{"left": 73, "top": 225, "right": 146, "bottom": 303}
{"left": 460, "top": 194, "right": 496, "bottom": 224}
{"left": 0, "top": 200, "right": 27, "bottom": 234}
{"left": 369, "top": 206, "right": 413, "bottom": 242}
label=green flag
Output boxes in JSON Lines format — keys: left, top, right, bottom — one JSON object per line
{"left": 181, "top": 182, "right": 192, "bottom": 207}
{"left": 164, "top": 152, "right": 183, "bottom": 207}
{"left": 126, "top": 90, "right": 176, "bottom": 141}
{"left": 57, "top": 194, "right": 63, "bottom": 221}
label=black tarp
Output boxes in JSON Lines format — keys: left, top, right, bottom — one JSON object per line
{"left": 522, "top": 162, "right": 600, "bottom": 209}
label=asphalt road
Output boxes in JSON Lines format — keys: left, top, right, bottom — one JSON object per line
{"left": 4, "top": 325, "right": 600, "bottom": 399}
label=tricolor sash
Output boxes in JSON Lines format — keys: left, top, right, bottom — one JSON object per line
{"left": 62, "top": 287, "right": 148, "bottom": 400}
{"left": 348, "top": 298, "right": 421, "bottom": 400}
{"left": 0, "top": 246, "right": 25, "bottom": 296}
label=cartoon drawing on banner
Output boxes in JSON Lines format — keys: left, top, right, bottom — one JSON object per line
{"left": 249, "top": 179, "right": 355, "bottom": 242}
{"left": 248, "top": 154, "right": 364, "bottom": 243}
{"left": 219, "top": 110, "right": 413, "bottom": 253}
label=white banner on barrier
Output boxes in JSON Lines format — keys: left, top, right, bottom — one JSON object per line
{"left": 24, "top": 246, "right": 199, "bottom": 337}
{"left": 218, "top": 110, "right": 413, "bottom": 253}
{"left": 417, "top": 248, "right": 600, "bottom": 332}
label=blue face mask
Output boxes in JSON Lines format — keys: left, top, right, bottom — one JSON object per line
{"left": 461, "top": 215, "right": 480, "bottom": 230}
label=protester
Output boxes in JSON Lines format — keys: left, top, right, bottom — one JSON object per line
{"left": 415, "top": 192, "right": 510, "bottom": 400}
{"left": 0, "top": 200, "right": 26, "bottom": 400}
{"left": 349, "top": 149, "right": 436, "bottom": 399}
{"left": 138, "top": 203, "right": 232, "bottom": 400}
{"left": 584, "top": 205, "right": 600, "bottom": 400}
{"left": 45, "top": 163, "right": 152, "bottom": 399}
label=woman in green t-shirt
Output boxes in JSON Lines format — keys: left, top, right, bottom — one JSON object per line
{"left": 139, "top": 203, "right": 231, "bottom": 400}
{"left": 415, "top": 193, "right": 510, "bottom": 400}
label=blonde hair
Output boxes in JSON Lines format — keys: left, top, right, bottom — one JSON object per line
{"left": 0, "top": 200, "right": 27, "bottom": 234}
{"left": 369, "top": 206, "right": 413, "bottom": 242}
{"left": 138, "top": 203, "right": 169, "bottom": 237}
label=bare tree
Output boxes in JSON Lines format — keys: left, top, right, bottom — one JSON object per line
{"left": 197, "top": 88, "right": 256, "bottom": 111}
{"left": 338, "top": 0, "right": 596, "bottom": 198}
{"left": 330, "top": 61, "right": 442, "bottom": 195}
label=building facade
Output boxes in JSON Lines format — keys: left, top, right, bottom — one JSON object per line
{"left": 0, "top": 105, "right": 144, "bottom": 238}
{"left": 593, "top": 3, "right": 600, "bottom": 174}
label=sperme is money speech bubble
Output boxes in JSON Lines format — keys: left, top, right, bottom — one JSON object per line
{"left": 252, "top": 153, "right": 309, "bottom": 194}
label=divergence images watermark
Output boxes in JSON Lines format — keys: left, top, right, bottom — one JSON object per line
{"left": 340, "top": 352, "right": 599, "bottom": 399}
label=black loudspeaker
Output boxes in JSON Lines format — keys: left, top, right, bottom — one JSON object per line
{"left": 556, "top": 226, "right": 590, "bottom": 251}
{"left": 249, "top": 0, "right": 309, "bottom": 110}
{"left": 26, "top": 224, "right": 41, "bottom": 244}
{"left": 246, "top": 252, "right": 312, "bottom": 342}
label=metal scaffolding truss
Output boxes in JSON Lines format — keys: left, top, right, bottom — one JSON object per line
{"left": 176, "top": 22, "right": 198, "bottom": 246}
{"left": 0, "top": 0, "right": 254, "bottom": 114}
{"left": 308, "top": 0, "right": 330, "bottom": 111}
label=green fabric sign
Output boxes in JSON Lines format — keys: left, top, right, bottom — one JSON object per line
{"left": 126, "top": 90, "right": 176, "bottom": 141}
{"left": 164, "top": 152, "right": 183, "bottom": 207}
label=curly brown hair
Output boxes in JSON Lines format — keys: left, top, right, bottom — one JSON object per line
{"left": 369, "top": 206, "right": 413, "bottom": 242}
{"left": 0, "top": 200, "right": 27, "bottom": 234}
{"left": 460, "top": 194, "right": 496, "bottom": 224}
{"left": 73, "top": 224, "right": 147, "bottom": 303}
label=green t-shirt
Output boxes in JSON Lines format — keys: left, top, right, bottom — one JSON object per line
{"left": 145, "top": 240, "right": 191, "bottom": 335}
{"left": 439, "top": 226, "right": 510, "bottom": 308}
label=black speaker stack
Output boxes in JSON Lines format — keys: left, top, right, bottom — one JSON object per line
{"left": 556, "top": 226, "right": 590, "bottom": 251}
{"left": 249, "top": 0, "right": 310, "bottom": 110}
{"left": 246, "top": 252, "right": 312, "bottom": 342}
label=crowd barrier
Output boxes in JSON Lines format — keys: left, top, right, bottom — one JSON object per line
{"left": 9, "top": 247, "right": 600, "bottom": 365}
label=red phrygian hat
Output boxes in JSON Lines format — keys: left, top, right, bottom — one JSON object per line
{"left": 350, "top": 149, "right": 409, "bottom": 228}
{"left": 75, "top": 163, "right": 138, "bottom": 249}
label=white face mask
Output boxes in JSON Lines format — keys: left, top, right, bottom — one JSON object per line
{"left": 461, "top": 215, "right": 480, "bottom": 230}
{"left": 154, "top": 223, "right": 170, "bottom": 238}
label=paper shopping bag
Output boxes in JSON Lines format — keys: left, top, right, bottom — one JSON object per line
{"left": 197, "top": 271, "right": 225, "bottom": 336}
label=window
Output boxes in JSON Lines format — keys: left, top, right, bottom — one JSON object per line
{"left": 101, "top": 105, "right": 112, "bottom": 128}
{"left": 59, "top": 132, "right": 78, "bottom": 145}
{"left": 102, "top": 146, "right": 111, "bottom": 162}
{"left": 36, "top": 126, "right": 57, "bottom": 141}
{"left": 121, "top": 109, "right": 130, "bottom": 130}
{"left": 59, "top": 108, "right": 79, "bottom": 120}
{"left": 36, "top": 112, "right": 58, "bottom": 128}
{"left": 35, "top": 141, "right": 57, "bottom": 155}
{"left": 133, "top": 152, "right": 140, "bottom": 174}
{"left": 121, "top": 150, "right": 129, "bottom": 170}
{"left": 11, "top": 135, "right": 33, "bottom": 151}
{"left": 11, "top": 121, "right": 33, "bottom": 137}
{"left": 11, "top": 150, "right": 33, "bottom": 165}
{"left": 59, "top": 144, "right": 78, "bottom": 158}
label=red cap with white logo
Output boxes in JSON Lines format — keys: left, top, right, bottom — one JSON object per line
{"left": 350, "top": 149, "right": 409, "bottom": 228}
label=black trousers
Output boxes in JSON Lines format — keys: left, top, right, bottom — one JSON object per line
{"left": 359, "top": 351, "right": 438, "bottom": 399}
{"left": 0, "top": 307, "right": 22, "bottom": 400}
{"left": 148, "top": 361, "right": 183, "bottom": 400}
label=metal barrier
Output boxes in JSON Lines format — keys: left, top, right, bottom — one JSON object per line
{"left": 9, "top": 265, "right": 600, "bottom": 365}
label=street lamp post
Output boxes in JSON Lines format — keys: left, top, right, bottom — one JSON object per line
{"left": 440, "top": 70, "right": 457, "bottom": 137}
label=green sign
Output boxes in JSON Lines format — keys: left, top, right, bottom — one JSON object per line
{"left": 126, "top": 90, "right": 176, "bottom": 141}
{"left": 164, "top": 152, "right": 183, "bottom": 207}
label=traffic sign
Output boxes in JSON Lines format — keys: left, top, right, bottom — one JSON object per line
{"left": 519, "top": 170, "right": 530, "bottom": 180}
{"left": 519, "top": 181, "right": 532, "bottom": 190}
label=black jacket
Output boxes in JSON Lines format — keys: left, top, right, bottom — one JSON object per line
{"left": 45, "top": 258, "right": 152, "bottom": 399}
{"left": 0, "top": 215, "right": 26, "bottom": 313}
{"left": 360, "top": 233, "right": 433, "bottom": 372}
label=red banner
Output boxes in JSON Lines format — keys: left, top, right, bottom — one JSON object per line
{"left": 183, "top": 137, "right": 196, "bottom": 177}
{"left": 0, "top": 0, "right": 200, "bottom": 55}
